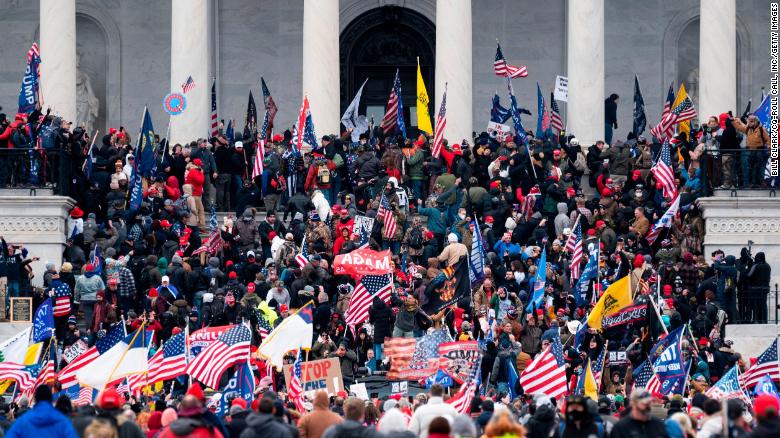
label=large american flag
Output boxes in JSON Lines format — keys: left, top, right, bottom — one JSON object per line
{"left": 295, "top": 235, "right": 309, "bottom": 268}
{"left": 188, "top": 324, "right": 251, "bottom": 389}
{"left": 432, "top": 84, "right": 448, "bottom": 159}
{"left": 494, "top": 42, "right": 528, "bottom": 78}
{"left": 633, "top": 359, "right": 662, "bottom": 395}
{"left": 52, "top": 282, "right": 72, "bottom": 317}
{"left": 345, "top": 274, "right": 393, "bottom": 328}
{"left": 181, "top": 75, "right": 196, "bottom": 94}
{"left": 381, "top": 70, "right": 406, "bottom": 137}
{"left": 550, "top": 93, "right": 564, "bottom": 133}
{"left": 0, "top": 363, "right": 35, "bottom": 390}
{"left": 206, "top": 206, "right": 222, "bottom": 255}
{"left": 58, "top": 323, "right": 126, "bottom": 388}
{"left": 518, "top": 336, "right": 567, "bottom": 399}
{"left": 651, "top": 95, "right": 697, "bottom": 142}
{"left": 377, "top": 193, "right": 397, "bottom": 239}
{"left": 650, "top": 83, "right": 675, "bottom": 141}
{"left": 288, "top": 349, "right": 305, "bottom": 412}
{"left": 740, "top": 337, "right": 779, "bottom": 388}
{"left": 210, "top": 78, "right": 219, "bottom": 138}
{"left": 147, "top": 331, "right": 187, "bottom": 384}
{"left": 565, "top": 220, "right": 583, "bottom": 282}
{"left": 651, "top": 140, "right": 677, "bottom": 200}
{"left": 447, "top": 362, "right": 481, "bottom": 414}
{"left": 252, "top": 110, "right": 269, "bottom": 179}
{"left": 646, "top": 194, "right": 680, "bottom": 245}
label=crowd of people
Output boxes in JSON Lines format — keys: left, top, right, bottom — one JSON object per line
{"left": 0, "top": 88, "right": 776, "bottom": 438}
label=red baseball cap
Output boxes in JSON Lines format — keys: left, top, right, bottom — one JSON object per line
{"left": 160, "top": 219, "right": 172, "bottom": 227}
{"left": 98, "top": 388, "right": 123, "bottom": 409}
{"left": 193, "top": 158, "right": 203, "bottom": 166}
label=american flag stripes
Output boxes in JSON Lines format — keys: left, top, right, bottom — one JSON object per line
{"left": 294, "top": 97, "right": 311, "bottom": 152}
{"left": 650, "top": 83, "right": 675, "bottom": 141}
{"left": 210, "top": 79, "right": 219, "bottom": 138}
{"left": 633, "top": 359, "right": 662, "bottom": 395}
{"left": 147, "top": 332, "right": 187, "bottom": 384}
{"left": 206, "top": 206, "right": 222, "bottom": 255}
{"left": 550, "top": 93, "right": 564, "bottom": 133}
{"left": 651, "top": 95, "right": 697, "bottom": 142}
{"left": 381, "top": 70, "right": 406, "bottom": 137}
{"left": 447, "top": 362, "right": 481, "bottom": 414}
{"left": 518, "top": 336, "right": 568, "bottom": 399}
{"left": 27, "top": 42, "right": 40, "bottom": 63}
{"left": 295, "top": 235, "right": 309, "bottom": 268}
{"left": 651, "top": 140, "right": 677, "bottom": 200}
{"left": 0, "top": 363, "right": 35, "bottom": 390}
{"left": 58, "top": 323, "right": 126, "bottom": 388}
{"left": 181, "top": 76, "right": 196, "bottom": 94}
{"left": 591, "top": 346, "right": 607, "bottom": 386}
{"left": 522, "top": 186, "right": 541, "bottom": 220}
{"left": 345, "top": 274, "right": 393, "bottom": 328}
{"left": 646, "top": 194, "right": 680, "bottom": 245}
{"left": 76, "top": 386, "right": 94, "bottom": 406}
{"left": 257, "top": 315, "right": 272, "bottom": 342}
{"left": 52, "top": 282, "right": 72, "bottom": 317}
{"left": 740, "top": 337, "right": 779, "bottom": 388}
{"left": 377, "top": 193, "right": 397, "bottom": 239}
{"left": 188, "top": 324, "right": 251, "bottom": 389}
{"left": 494, "top": 42, "right": 528, "bottom": 78}
{"left": 566, "top": 220, "right": 583, "bottom": 282}
{"left": 252, "top": 110, "right": 269, "bottom": 179}
{"left": 707, "top": 365, "right": 752, "bottom": 405}
{"left": 288, "top": 349, "right": 305, "bottom": 412}
{"left": 432, "top": 84, "right": 448, "bottom": 159}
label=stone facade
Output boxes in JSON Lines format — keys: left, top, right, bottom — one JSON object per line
{"left": 0, "top": 0, "right": 772, "bottom": 141}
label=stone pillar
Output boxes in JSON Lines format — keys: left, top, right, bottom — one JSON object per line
{"left": 566, "top": 0, "right": 604, "bottom": 146}
{"left": 436, "top": 0, "right": 472, "bottom": 145}
{"left": 39, "top": 0, "right": 77, "bottom": 123}
{"left": 699, "top": 0, "right": 736, "bottom": 122}
{"left": 170, "top": 0, "right": 210, "bottom": 144}
{"left": 302, "top": 0, "right": 340, "bottom": 136}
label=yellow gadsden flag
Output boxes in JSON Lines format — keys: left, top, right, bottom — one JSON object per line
{"left": 673, "top": 83, "right": 691, "bottom": 140}
{"left": 416, "top": 59, "right": 433, "bottom": 134}
{"left": 587, "top": 275, "right": 632, "bottom": 330}
{"left": 583, "top": 358, "right": 599, "bottom": 400}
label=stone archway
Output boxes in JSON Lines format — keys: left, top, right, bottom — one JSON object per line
{"left": 340, "top": 6, "right": 435, "bottom": 135}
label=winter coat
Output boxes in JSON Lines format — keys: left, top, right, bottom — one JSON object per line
{"left": 408, "top": 397, "right": 459, "bottom": 438}
{"left": 235, "top": 214, "right": 259, "bottom": 249}
{"left": 602, "top": 143, "right": 632, "bottom": 176}
{"left": 733, "top": 118, "right": 769, "bottom": 150}
{"left": 553, "top": 202, "right": 570, "bottom": 236}
{"left": 351, "top": 151, "right": 382, "bottom": 181}
{"left": 368, "top": 297, "right": 394, "bottom": 344}
{"left": 74, "top": 274, "right": 105, "bottom": 303}
{"left": 5, "top": 401, "right": 78, "bottom": 438}
{"left": 297, "top": 391, "right": 343, "bottom": 438}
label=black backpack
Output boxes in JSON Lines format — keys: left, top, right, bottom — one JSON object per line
{"left": 409, "top": 227, "right": 424, "bottom": 250}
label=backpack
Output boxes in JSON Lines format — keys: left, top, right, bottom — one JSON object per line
{"left": 409, "top": 227, "right": 424, "bottom": 250}
{"left": 316, "top": 164, "right": 331, "bottom": 186}
{"left": 39, "top": 123, "right": 58, "bottom": 150}
{"left": 173, "top": 195, "right": 191, "bottom": 218}
{"left": 211, "top": 296, "right": 227, "bottom": 325}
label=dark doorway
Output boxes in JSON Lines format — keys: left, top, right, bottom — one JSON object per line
{"left": 340, "top": 7, "right": 435, "bottom": 136}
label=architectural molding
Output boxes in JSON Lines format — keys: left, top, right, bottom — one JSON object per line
{"left": 340, "top": 0, "right": 435, "bottom": 33}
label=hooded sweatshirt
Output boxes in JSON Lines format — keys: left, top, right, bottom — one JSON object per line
{"left": 74, "top": 271, "right": 105, "bottom": 303}
{"left": 5, "top": 401, "right": 78, "bottom": 438}
{"left": 554, "top": 202, "right": 570, "bottom": 236}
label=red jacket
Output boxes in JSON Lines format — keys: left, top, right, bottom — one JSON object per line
{"left": 0, "top": 122, "right": 30, "bottom": 149}
{"left": 185, "top": 168, "right": 205, "bottom": 196}
{"left": 165, "top": 176, "right": 181, "bottom": 200}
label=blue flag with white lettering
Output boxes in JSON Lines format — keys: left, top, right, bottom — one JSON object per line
{"left": 214, "top": 362, "right": 255, "bottom": 417}
{"left": 651, "top": 328, "right": 687, "bottom": 395}
{"left": 18, "top": 43, "right": 41, "bottom": 114}
{"left": 754, "top": 373, "right": 780, "bottom": 400}
{"left": 526, "top": 246, "right": 547, "bottom": 312}
{"left": 32, "top": 298, "right": 54, "bottom": 343}
{"left": 754, "top": 94, "right": 771, "bottom": 133}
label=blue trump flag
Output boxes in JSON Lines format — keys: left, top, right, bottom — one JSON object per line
{"left": 137, "top": 107, "right": 157, "bottom": 177}
{"left": 535, "top": 83, "right": 546, "bottom": 139}
{"left": 32, "top": 298, "right": 54, "bottom": 343}
{"left": 215, "top": 362, "right": 255, "bottom": 417}
{"left": 507, "top": 79, "right": 527, "bottom": 145}
{"left": 526, "top": 245, "right": 547, "bottom": 312}
{"left": 574, "top": 247, "right": 599, "bottom": 307}
{"left": 225, "top": 119, "right": 234, "bottom": 143}
{"left": 491, "top": 92, "right": 511, "bottom": 124}
{"left": 754, "top": 94, "right": 771, "bottom": 133}
{"left": 754, "top": 373, "right": 780, "bottom": 400}
{"left": 651, "top": 327, "right": 688, "bottom": 395}
{"left": 469, "top": 219, "right": 486, "bottom": 285}
{"left": 18, "top": 43, "right": 41, "bottom": 114}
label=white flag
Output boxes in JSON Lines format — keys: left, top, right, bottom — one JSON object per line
{"left": 341, "top": 78, "right": 369, "bottom": 141}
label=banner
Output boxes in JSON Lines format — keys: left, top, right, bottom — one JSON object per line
{"left": 283, "top": 357, "right": 343, "bottom": 396}
{"left": 486, "top": 122, "right": 511, "bottom": 142}
{"left": 601, "top": 303, "right": 647, "bottom": 330}
{"left": 62, "top": 340, "right": 88, "bottom": 364}
{"left": 18, "top": 43, "right": 41, "bottom": 114}
{"left": 553, "top": 75, "right": 568, "bottom": 102}
{"left": 423, "top": 257, "right": 471, "bottom": 314}
{"left": 333, "top": 248, "right": 392, "bottom": 277}
{"left": 439, "top": 341, "right": 480, "bottom": 384}
{"left": 386, "top": 329, "right": 450, "bottom": 381}
{"left": 213, "top": 362, "right": 255, "bottom": 418}
{"left": 189, "top": 325, "right": 231, "bottom": 356}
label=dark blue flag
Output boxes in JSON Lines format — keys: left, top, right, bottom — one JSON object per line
{"left": 633, "top": 75, "right": 647, "bottom": 136}
{"left": 215, "top": 362, "right": 255, "bottom": 417}
{"left": 755, "top": 94, "right": 771, "bottom": 132}
{"left": 32, "top": 298, "right": 54, "bottom": 343}
{"left": 507, "top": 79, "right": 527, "bottom": 145}
{"left": 535, "top": 83, "right": 546, "bottom": 139}
{"left": 491, "top": 93, "right": 511, "bottom": 124}
{"left": 137, "top": 108, "right": 156, "bottom": 177}
{"left": 18, "top": 43, "right": 41, "bottom": 114}
{"left": 225, "top": 120, "right": 234, "bottom": 144}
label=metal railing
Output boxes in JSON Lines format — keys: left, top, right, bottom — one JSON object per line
{"left": 732, "top": 284, "right": 780, "bottom": 324}
{"left": 0, "top": 148, "right": 62, "bottom": 192}
{"left": 699, "top": 149, "right": 777, "bottom": 195}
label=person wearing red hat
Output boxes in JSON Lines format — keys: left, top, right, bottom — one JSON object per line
{"left": 92, "top": 387, "right": 146, "bottom": 437}
{"left": 753, "top": 394, "right": 780, "bottom": 435}
{"left": 184, "top": 158, "right": 206, "bottom": 230}
{"left": 159, "top": 383, "right": 228, "bottom": 438}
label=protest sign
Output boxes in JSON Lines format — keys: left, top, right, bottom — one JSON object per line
{"left": 487, "top": 122, "right": 511, "bottom": 141}
{"left": 333, "top": 248, "right": 392, "bottom": 276}
{"left": 284, "top": 358, "right": 344, "bottom": 395}
{"left": 439, "top": 341, "right": 481, "bottom": 384}
{"left": 554, "top": 75, "right": 568, "bottom": 102}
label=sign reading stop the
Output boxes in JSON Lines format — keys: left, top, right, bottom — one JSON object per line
{"left": 283, "top": 357, "right": 344, "bottom": 395}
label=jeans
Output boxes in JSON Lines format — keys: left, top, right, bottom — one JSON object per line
{"left": 382, "top": 240, "right": 401, "bottom": 254}
{"left": 392, "top": 327, "right": 414, "bottom": 338}
{"left": 331, "top": 177, "right": 342, "bottom": 206}
{"left": 605, "top": 123, "right": 614, "bottom": 145}
{"left": 5, "top": 281, "right": 19, "bottom": 310}
{"left": 216, "top": 174, "right": 232, "bottom": 210}
{"left": 203, "top": 175, "right": 216, "bottom": 210}
{"left": 81, "top": 300, "right": 96, "bottom": 332}
{"left": 373, "top": 343, "right": 384, "bottom": 363}
{"left": 410, "top": 179, "right": 424, "bottom": 202}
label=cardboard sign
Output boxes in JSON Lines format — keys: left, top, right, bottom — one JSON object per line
{"left": 554, "top": 75, "right": 569, "bottom": 102}
{"left": 353, "top": 215, "right": 375, "bottom": 238}
{"left": 350, "top": 383, "right": 369, "bottom": 400}
{"left": 609, "top": 351, "right": 627, "bottom": 365}
{"left": 439, "top": 341, "right": 481, "bottom": 384}
{"left": 333, "top": 248, "right": 392, "bottom": 277}
{"left": 10, "top": 298, "right": 32, "bottom": 323}
{"left": 63, "top": 339, "right": 88, "bottom": 364}
{"left": 487, "top": 122, "right": 511, "bottom": 142}
{"left": 283, "top": 358, "right": 343, "bottom": 396}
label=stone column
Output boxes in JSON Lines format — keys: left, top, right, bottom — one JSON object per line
{"left": 699, "top": 0, "right": 736, "bottom": 122}
{"left": 302, "top": 0, "right": 340, "bottom": 136}
{"left": 39, "top": 0, "right": 77, "bottom": 123}
{"left": 170, "top": 0, "right": 210, "bottom": 144}
{"left": 436, "top": 0, "right": 472, "bottom": 145}
{"left": 566, "top": 0, "right": 604, "bottom": 146}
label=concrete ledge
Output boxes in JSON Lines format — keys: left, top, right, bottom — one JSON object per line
{"left": 725, "top": 324, "right": 780, "bottom": 360}
{"left": 0, "top": 323, "right": 32, "bottom": 344}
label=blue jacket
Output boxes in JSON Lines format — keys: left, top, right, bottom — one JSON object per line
{"left": 493, "top": 240, "right": 522, "bottom": 262}
{"left": 417, "top": 206, "right": 447, "bottom": 235}
{"left": 6, "top": 401, "right": 78, "bottom": 438}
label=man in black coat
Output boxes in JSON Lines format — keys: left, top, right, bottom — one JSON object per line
{"left": 748, "top": 252, "right": 772, "bottom": 323}
{"left": 368, "top": 296, "right": 394, "bottom": 367}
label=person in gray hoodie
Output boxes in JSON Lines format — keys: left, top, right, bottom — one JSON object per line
{"left": 74, "top": 263, "right": 105, "bottom": 331}
{"left": 554, "top": 202, "right": 571, "bottom": 237}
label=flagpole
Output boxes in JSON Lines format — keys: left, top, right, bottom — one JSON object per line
{"left": 104, "top": 322, "right": 146, "bottom": 389}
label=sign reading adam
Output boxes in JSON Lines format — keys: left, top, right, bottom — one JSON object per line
{"left": 439, "top": 341, "right": 480, "bottom": 384}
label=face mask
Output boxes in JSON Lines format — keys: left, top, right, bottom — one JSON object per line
{"left": 458, "top": 214, "right": 466, "bottom": 220}
{"left": 499, "top": 170, "right": 509, "bottom": 178}
{"left": 566, "top": 410, "right": 586, "bottom": 423}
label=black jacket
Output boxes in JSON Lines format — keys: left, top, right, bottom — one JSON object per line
{"left": 240, "top": 413, "right": 295, "bottom": 438}
{"left": 368, "top": 297, "right": 394, "bottom": 343}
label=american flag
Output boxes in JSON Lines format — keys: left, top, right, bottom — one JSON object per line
{"left": 740, "top": 337, "right": 779, "bottom": 388}
{"left": 432, "top": 84, "right": 448, "bottom": 159}
{"left": 147, "top": 331, "right": 187, "bottom": 384}
{"left": 650, "top": 83, "right": 675, "bottom": 141}
{"left": 381, "top": 69, "right": 406, "bottom": 137}
{"left": 651, "top": 95, "right": 697, "bottom": 142}
{"left": 210, "top": 78, "right": 219, "bottom": 137}
{"left": 261, "top": 77, "right": 278, "bottom": 129}
{"left": 52, "top": 282, "right": 72, "bottom": 317}
{"left": 494, "top": 42, "right": 528, "bottom": 78}
{"left": 447, "top": 362, "right": 481, "bottom": 414}
{"left": 565, "top": 220, "right": 583, "bottom": 282}
{"left": 288, "top": 349, "right": 305, "bottom": 412}
{"left": 345, "top": 274, "right": 393, "bottom": 328}
{"left": 0, "top": 363, "right": 35, "bottom": 391}
{"left": 646, "top": 194, "right": 680, "bottom": 245}
{"left": 522, "top": 186, "right": 541, "bottom": 220}
{"left": 293, "top": 96, "right": 318, "bottom": 151}
{"left": 181, "top": 76, "right": 196, "bottom": 94}
{"left": 550, "top": 93, "right": 564, "bottom": 133}
{"left": 385, "top": 329, "right": 450, "bottom": 380}
{"left": 252, "top": 110, "right": 269, "bottom": 178}
{"left": 707, "top": 365, "right": 752, "bottom": 405}
{"left": 591, "top": 346, "right": 607, "bottom": 386}
{"left": 295, "top": 235, "right": 309, "bottom": 268}
{"left": 27, "top": 42, "right": 40, "bottom": 63}
{"left": 76, "top": 386, "right": 94, "bottom": 406}
{"left": 91, "top": 246, "right": 102, "bottom": 275}
{"left": 651, "top": 140, "right": 677, "bottom": 200}
{"left": 633, "top": 359, "right": 662, "bottom": 395}
{"left": 518, "top": 336, "right": 567, "bottom": 399}
{"left": 58, "top": 323, "right": 126, "bottom": 388}
{"left": 377, "top": 193, "right": 397, "bottom": 239}
{"left": 188, "top": 324, "right": 251, "bottom": 389}
{"left": 116, "top": 379, "right": 129, "bottom": 396}
{"left": 126, "top": 372, "right": 147, "bottom": 397}
{"left": 206, "top": 206, "right": 222, "bottom": 255}
{"left": 257, "top": 315, "right": 272, "bottom": 342}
